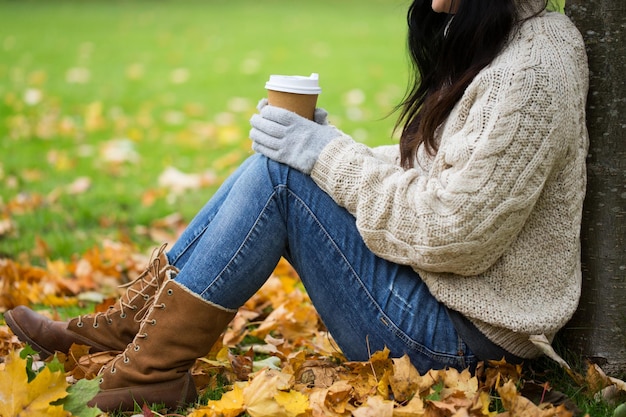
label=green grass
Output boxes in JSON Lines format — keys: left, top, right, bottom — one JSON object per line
{"left": 526, "top": 355, "right": 621, "bottom": 417}
{"left": 0, "top": 0, "right": 408, "bottom": 261}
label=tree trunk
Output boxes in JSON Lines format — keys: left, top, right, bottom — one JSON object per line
{"left": 559, "top": 1, "right": 626, "bottom": 375}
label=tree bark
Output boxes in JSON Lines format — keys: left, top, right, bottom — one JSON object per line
{"left": 559, "top": 1, "right": 626, "bottom": 375}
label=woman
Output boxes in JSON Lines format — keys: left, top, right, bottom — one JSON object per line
{"left": 5, "top": 0, "right": 588, "bottom": 411}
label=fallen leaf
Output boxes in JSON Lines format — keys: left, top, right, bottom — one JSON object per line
{"left": 76, "top": 350, "right": 119, "bottom": 379}
{"left": 392, "top": 392, "right": 426, "bottom": 417}
{"left": 274, "top": 389, "right": 309, "bottom": 416}
{"left": 324, "top": 380, "right": 355, "bottom": 415}
{"left": 0, "top": 349, "right": 68, "bottom": 417}
{"left": 157, "top": 166, "right": 216, "bottom": 194}
{"left": 498, "top": 380, "right": 573, "bottom": 417}
{"left": 66, "top": 177, "right": 91, "bottom": 195}
{"left": 390, "top": 354, "right": 420, "bottom": 402}
{"left": 352, "top": 395, "right": 394, "bottom": 417}
{"left": 0, "top": 215, "right": 15, "bottom": 237}
{"left": 56, "top": 377, "right": 102, "bottom": 417}
{"left": 196, "top": 382, "right": 246, "bottom": 417}
{"left": 295, "top": 360, "right": 341, "bottom": 388}
{"left": 243, "top": 369, "right": 299, "bottom": 417}
{"left": 100, "top": 138, "right": 139, "bottom": 164}
{"left": 229, "top": 348, "right": 254, "bottom": 380}
{"left": 442, "top": 367, "right": 478, "bottom": 399}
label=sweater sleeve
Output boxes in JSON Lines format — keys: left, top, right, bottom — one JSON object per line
{"left": 311, "top": 63, "right": 573, "bottom": 276}
{"left": 370, "top": 144, "right": 400, "bottom": 164}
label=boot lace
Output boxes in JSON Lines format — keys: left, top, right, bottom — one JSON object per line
{"left": 105, "top": 302, "right": 166, "bottom": 375}
{"left": 77, "top": 243, "right": 168, "bottom": 328}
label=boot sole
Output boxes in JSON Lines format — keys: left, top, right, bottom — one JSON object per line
{"left": 4, "top": 309, "right": 54, "bottom": 359}
{"left": 89, "top": 372, "right": 198, "bottom": 412}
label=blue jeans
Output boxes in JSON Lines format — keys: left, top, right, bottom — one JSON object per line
{"left": 167, "top": 154, "right": 476, "bottom": 373}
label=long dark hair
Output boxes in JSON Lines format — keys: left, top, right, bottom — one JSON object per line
{"left": 396, "top": 0, "right": 517, "bottom": 168}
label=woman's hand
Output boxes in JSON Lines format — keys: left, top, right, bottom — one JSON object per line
{"left": 249, "top": 101, "right": 343, "bottom": 174}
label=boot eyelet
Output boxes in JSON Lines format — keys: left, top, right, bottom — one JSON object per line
{"left": 143, "top": 294, "right": 150, "bottom": 300}
{"left": 132, "top": 306, "right": 138, "bottom": 310}
{"left": 77, "top": 322, "right": 84, "bottom": 328}
{"left": 123, "top": 357, "right": 130, "bottom": 364}
{"left": 134, "top": 345, "right": 140, "bottom": 352}
{"left": 107, "top": 319, "right": 113, "bottom": 325}
{"left": 93, "top": 322, "right": 99, "bottom": 328}
{"left": 120, "top": 313, "right": 127, "bottom": 319}
{"left": 150, "top": 319, "right": 157, "bottom": 325}
{"left": 110, "top": 367, "right": 116, "bottom": 374}
{"left": 99, "top": 378, "right": 104, "bottom": 384}
{"left": 167, "top": 289, "right": 174, "bottom": 295}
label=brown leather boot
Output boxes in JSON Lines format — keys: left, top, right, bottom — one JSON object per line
{"left": 5, "top": 244, "right": 176, "bottom": 358}
{"left": 89, "top": 278, "right": 236, "bottom": 412}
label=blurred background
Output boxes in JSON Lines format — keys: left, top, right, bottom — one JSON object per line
{"left": 0, "top": 0, "right": 409, "bottom": 262}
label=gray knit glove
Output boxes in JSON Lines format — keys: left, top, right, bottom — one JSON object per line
{"left": 250, "top": 101, "right": 342, "bottom": 174}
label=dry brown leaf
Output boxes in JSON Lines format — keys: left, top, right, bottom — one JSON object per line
{"left": 76, "top": 350, "right": 119, "bottom": 379}
{"left": 498, "top": 380, "right": 573, "bottom": 417}
{"left": 57, "top": 343, "right": 93, "bottom": 378}
{"left": 295, "top": 359, "right": 341, "bottom": 388}
{"left": 0, "top": 325, "right": 23, "bottom": 357}
{"left": 390, "top": 354, "right": 421, "bottom": 402}
{"left": 229, "top": 347, "right": 255, "bottom": 380}
{"left": 0, "top": 258, "right": 49, "bottom": 309}
{"left": 222, "top": 309, "right": 260, "bottom": 346}
{"left": 393, "top": 392, "right": 426, "bottom": 417}
{"left": 309, "top": 387, "right": 351, "bottom": 417}
{"left": 324, "top": 380, "right": 355, "bottom": 415}
{"left": 484, "top": 358, "right": 523, "bottom": 391}
{"left": 442, "top": 368, "right": 479, "bottom": 399}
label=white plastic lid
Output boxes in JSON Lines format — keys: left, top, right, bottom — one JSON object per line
{"left": 265, "top": 73, "right": 322, "bottom": 95}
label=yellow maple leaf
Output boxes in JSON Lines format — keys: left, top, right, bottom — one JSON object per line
{"left": 191, "top": 382, "right": 246, "bottom": 417}
{"left": 244, "top": 369, "right": 308, "bottom": 417}
{"left": 274, "top": 390, "right": 309, "bottom": 416}
{"left": 0, "top": 350, "right": 69, "bottom": 417}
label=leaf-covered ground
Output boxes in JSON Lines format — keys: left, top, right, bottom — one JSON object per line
{"left": 0, "top": 1, "right": 623, "bottom": 416}
{"left": 1, "top": 245, "right": 624, "bottom": 416}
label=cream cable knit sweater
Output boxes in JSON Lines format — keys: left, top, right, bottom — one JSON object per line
{"left": 310, "top": 2, "right": 589, "bottom": 358}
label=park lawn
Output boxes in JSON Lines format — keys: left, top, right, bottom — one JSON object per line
{"left": 0, "top": 0, "right": 408, "bottom": 261}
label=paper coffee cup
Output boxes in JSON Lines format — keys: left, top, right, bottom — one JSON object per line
{"left": 265, "top": 73, "right": 322, "bottom": 120}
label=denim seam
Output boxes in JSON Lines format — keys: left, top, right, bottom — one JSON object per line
{"left": 198, "top": 190, "right": 277, "bottom": 299}
{"left": 169, "top": 222, "right": 210, "bottom": 267}
{"left": 381, "top": 311, "right": 475, "bottom": 368}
